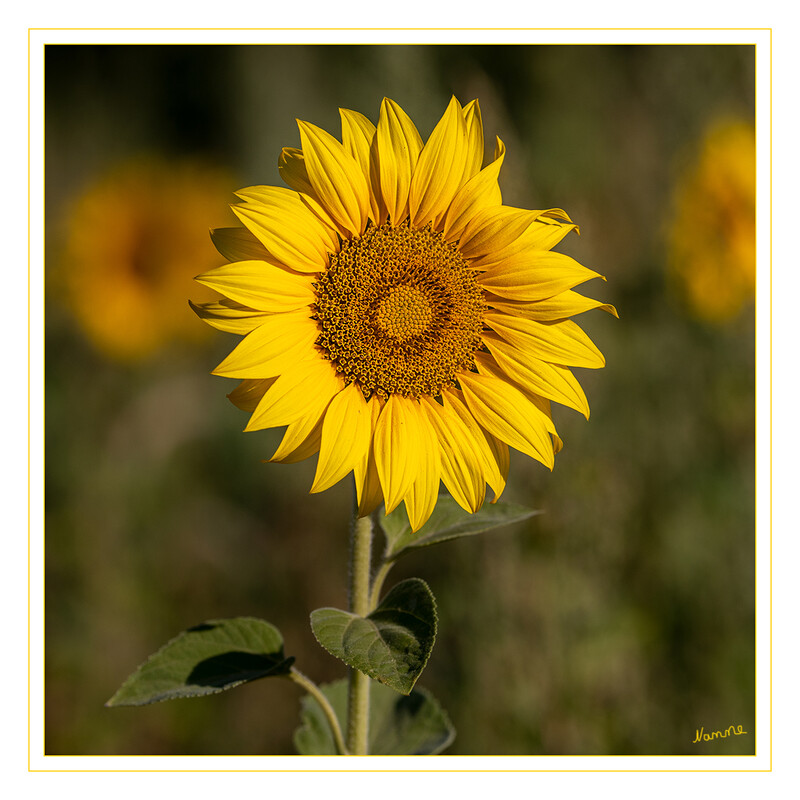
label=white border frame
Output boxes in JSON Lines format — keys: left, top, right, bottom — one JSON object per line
{"left": 25, "top": 27, "right": 772, "bottom": 777}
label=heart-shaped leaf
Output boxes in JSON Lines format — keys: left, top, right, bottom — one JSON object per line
{"left": 310, "top": 578, "right": 437, "bottom": 695}
{"left": 294, "top": 678, "right": 455, "bottom": 755}
{"left": 106, "top": 617, "right": 294, "bottom": 707}
{"left": 381, "top": 495, "right": 541, "bottom": 560}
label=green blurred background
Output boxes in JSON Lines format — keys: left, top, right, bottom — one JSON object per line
{"left": 44, "top": 44, "right": 755, "bottom": 756}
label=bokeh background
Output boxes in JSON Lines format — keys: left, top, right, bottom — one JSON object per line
{"left": 44, "top": 44, "right": 756, "bottom": 756}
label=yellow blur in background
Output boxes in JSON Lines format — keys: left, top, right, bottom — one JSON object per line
{"left": 57, "top": 159, "right": 232, "bottom": 360}
{"left": 668, "top": 119, "right": 756, "bottom": 323}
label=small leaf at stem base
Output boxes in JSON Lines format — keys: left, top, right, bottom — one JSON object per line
{"left": 294, "top": 678, "right": 455, "bottom": 755}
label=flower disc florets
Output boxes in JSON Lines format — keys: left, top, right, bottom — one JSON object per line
{"left": 313, "top": 220, "right": 485, "bottom": 399}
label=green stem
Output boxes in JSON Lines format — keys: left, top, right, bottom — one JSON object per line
{"left": 289, "top": 667, "right": 348, "bottom": 755}
{"left": 346, "top": 511, "right": 373, "bottom": 755}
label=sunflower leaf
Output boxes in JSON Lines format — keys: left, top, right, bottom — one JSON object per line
{"left": 309, "top": 578, "right": 437, "bottom": 695}
{"left": 380, "top": 495, "right": 541, "bottom": 560}
{"left": 294, "top": 678, "right": 455, "bottom": 755}
{"left": 106, "top": 617, "right": 294, "bottom": 707}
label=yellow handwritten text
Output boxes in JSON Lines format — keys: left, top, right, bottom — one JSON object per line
{"left": 692, "top": 724, "right": 747, "bottom": 743}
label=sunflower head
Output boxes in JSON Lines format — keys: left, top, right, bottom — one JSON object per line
{"left": 193, "top": 97, "right": 615, "bottom": 531}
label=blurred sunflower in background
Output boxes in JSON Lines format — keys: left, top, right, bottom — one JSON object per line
{"left": 58, "top": 158, "right": 235, "bottom": 361}
{"left": 193, "top": 96, "right": 615, "bottom": 531}
{"left": 667, "top": 119, "right": 755, "bottom": 323}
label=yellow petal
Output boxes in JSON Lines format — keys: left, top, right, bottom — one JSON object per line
{"left": 245, "top": 356, "right": 343, "bottom": 432}
{"left": 227, "top": 378, "right": 276, "bottom": 412}
{"left": 458, "top": 371, "right": 555, "bottom": 469}
{"left": 270, "top": 412, "right": 325, "bottom": 464}
{"left": 340, "top": 108, "right": 376, "bottom": 171}
{"left": 421, "top": 396, "right": 485, "bottom": 514}
{"left": 458, "top": 206, "right": 534, "bottom": 263}
{"left": 462, "top": 99, "right": 485, "bottom": 184}
{"left": 478, "top": 251, "right": 604, "bottom": 302}
{"left": 235, "top": 185, "right": 340, "bottom": 252}
{"left": 373, "top": 394, "right": 422, "bottom": 514}
{"left": 195, "top": 260, "right": 315, "bottom": 312}
{"left": 232, "top": 202, "right": 330, "bottom": 274}
{"left": 459, "top": 206, "right": 577, "bottom": 268}
{"left": 409, "top": 96, "right": 469, "bottom": 230}
{"left": 354, "top": 396, "right": 384, "bottom": 517}
{"left": 278, "top": 147, "right": 315, "bottom": 196}
{"left": 340, "top": 108, "right": 384, "bottom": 225}
{"left": 212, "top": 311, "right": 320, "bottom": 379}
{"left": 278, "top": 160, "right": 349, "bottom": 239}
{"left": 441, "top": 388, "right": 505, "bottom": 501}
{"left": 443, "top": 136, "right": 505, "bottom": 243}
{"left": 297, "top": 119, "right": 370, "bottom": 237}
{"left": 483, "top": 431, "right": 510, "bottom": 503}
{"left": 311, "top": 384, "right": 373, "bottom": 493}
{"left": 376, "top": 98, "right": 424, "bottom": 225}
{"left": 235, "top": 184, "right": 301, "bottom": 206}
{"left": 210, "top": 227, "right": 270, "bottom": 262}
{"left": 269, "top": 158, "right": 346, "bottom": 241}
{"left": 480, "top": 335, "right": 590, "bottom": 418}
{"left": 189, "top": 299, "right": 270, "bottom": 335}
{"left": 484, "top": 312, "right": 606, "bottom": 369}
{"left": 490, "top": 289, "right": 618, "bottom": 321}
{"left": 525, "top": 392, "right": 563, "bottom": 454}
{"left": 357, "top": 459, "right": 383, "bottom": 517}
{"left": 403, "top": 410, "right": 441, "bottom": 533}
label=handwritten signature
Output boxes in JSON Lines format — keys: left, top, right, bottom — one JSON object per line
{"left": 692, "top": 724, "right": 747, "bottom": 743}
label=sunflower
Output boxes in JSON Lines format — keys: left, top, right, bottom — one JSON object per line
{"left": 193, "top": 97, "right": 614, "bottom": 530}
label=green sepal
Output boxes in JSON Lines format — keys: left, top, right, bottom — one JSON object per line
{"left": 106, "top": 617, "right": 294, "bottom": 707}
{"left": 294, "top": 678, "right": 455, "bottom": 755}
{"left": 381, "top": 495, "right": 541, "bottom": 560}
{"left": 310, "top": 578, "right": 437, "bottom": 695}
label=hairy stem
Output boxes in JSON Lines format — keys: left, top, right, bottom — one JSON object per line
{"left": 346, "top": 511, "right": 373, "bottom": 755}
